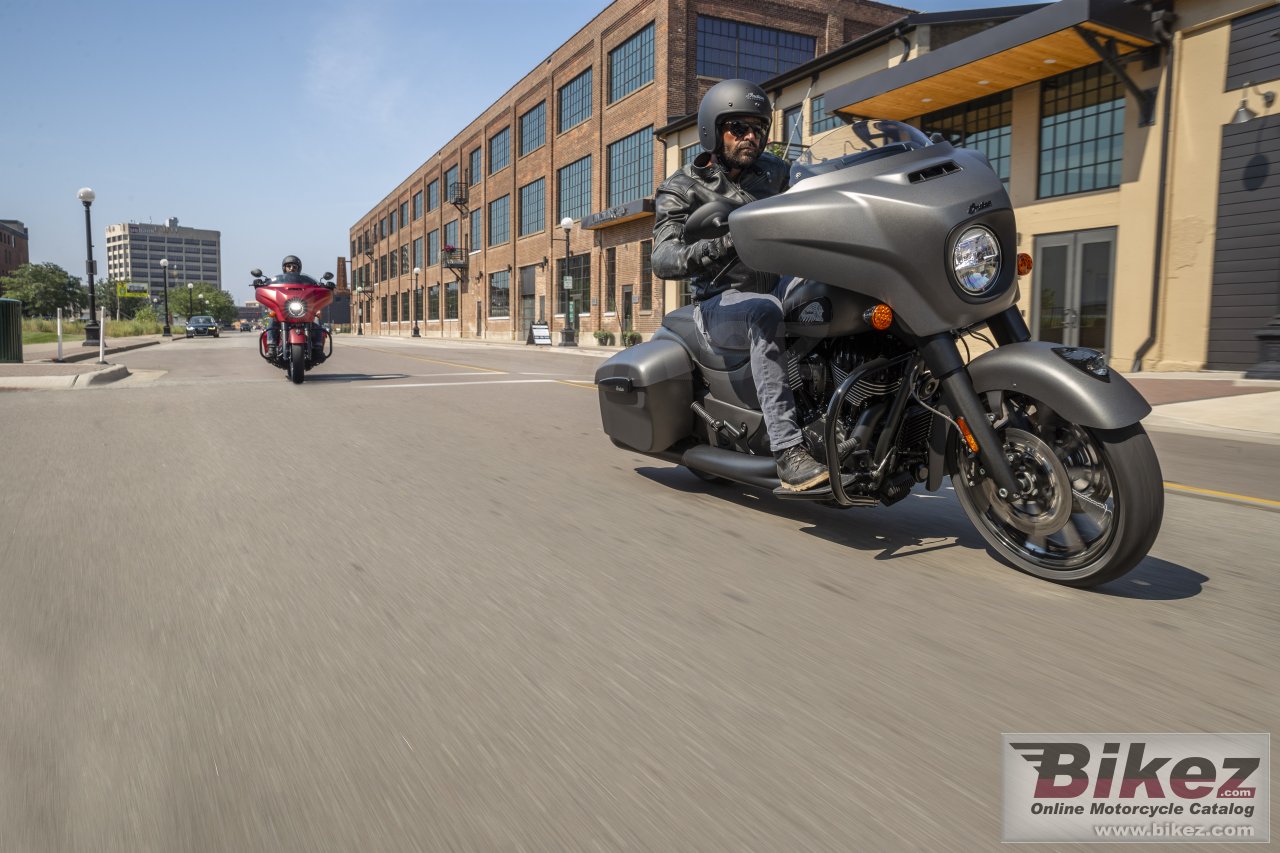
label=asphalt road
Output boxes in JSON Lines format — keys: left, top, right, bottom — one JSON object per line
{"left": 0, "top": 333, "right": 1274, "bottom": 852}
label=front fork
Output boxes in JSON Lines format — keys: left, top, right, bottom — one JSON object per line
{"left": 919, "top": 307, "right": 1029, "bottom": 499}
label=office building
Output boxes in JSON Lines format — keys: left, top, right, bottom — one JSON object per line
{"left": 105, "top": 218, "right": 223, "bottom": 300}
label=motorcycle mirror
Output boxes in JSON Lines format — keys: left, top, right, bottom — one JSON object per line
{"left": 683, "top": 200, "right": 738, "bottom": 243}
{"left": 250, "top": 268, "right": 263, "bottom": 278}
{"left": 322, "top": 272, "right": 334, "bottom": 281}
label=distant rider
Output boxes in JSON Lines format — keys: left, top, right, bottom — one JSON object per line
{"left": 264, "top": 255, "right": 308, "bottom": 358}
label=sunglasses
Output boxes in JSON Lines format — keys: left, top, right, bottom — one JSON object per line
{"left": 724, "top": 120, "right": 766, "bottom": 139}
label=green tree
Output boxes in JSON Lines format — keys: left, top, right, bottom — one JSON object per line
{"left": 178, "top": 282, "right": 237, "bottom": 326}
{"left": 0, "top": 263, "right": 88, "bottom": 317}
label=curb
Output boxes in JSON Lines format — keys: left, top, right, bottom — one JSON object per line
{"left": 76, "top": 364, "right": 131, "bottom": 387}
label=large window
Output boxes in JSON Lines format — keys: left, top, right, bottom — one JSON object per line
{"left": 470, "top": 210, "right": 482, "bottom": 253}
{"left": 810, "top": 94, "right": 841, "bottom": 135}
{"left": 444, "top": 219, "right": 459, "bottom": 253}
{"left": 488, "top": 195, "right": 510, "bottom": 246}
{"left": 680, "top": 143, "right": 701, "bottom": 168}
{"left": 558, "top": 155, "right": 592, "bottom": 221}
{"left": 519, "top": 178, "right": 545, "bottom": 237}
{"left": 413, "top": 237, "right": 423, "bottom": 270}
{"left": 444, "top": 165, "right": 459, "bottom": 203}
{"left": 1038, "top": 63, "right": 1125, "bottom": 199}
{"left": 696, "top": 16, "right": 815, "bottom": 83}
{"left": 558, "top": 68, "right": 593, "bottom": 133}
{"left": 605, "top": 247, "right": 617, "bottom": 313}
{"left": 413, "top": 191, "right": 423, "bottom": 220}
{"left": 607, "top": 127, "right": 653, "bottom": 207}
{"left": 428, "top": 284, "right": 440, "bottom": 320}
{"left": 489, "top": 127, "right": 510, "bottom": 174}
{"left": 427, "top": 229, "right": 440, "bottom": 265}
{"left": 427, "top": 179, "right": 440, "bottom": 212}
{"left": 445, "top": 281, "right": 459, "bottom": 320}
{"left": 401, "top": 291, "right": 409, "bottom": 322}
{"left": 556, "top": 253, "right": 590, "bottom": 319}
{"left": 920, "top": 90, "right": 1013, "bottom": 185}
{"left": 519, "top": 102, "right": 546, "bottom": 156}
{"left": 609, "top": 23, "right": 655, "bottom": 103}
{"left": 400, "top": 202, "right": 409, "bottom": 226}
{"left": 640, "top": 239, "right": 653, "bottom": 311}
{"left": 489, "top": 269, "right": 510, "bottom": 318}
{"left": 780, "top": 104, "right": 803, "bottom": 159}
{"left": 469, "top": 147, "right": 482, "bottom": 186}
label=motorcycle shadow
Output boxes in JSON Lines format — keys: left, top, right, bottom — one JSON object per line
{"left": 301, "top": 373, "right": 412, "bottom": 383}
{"left": 635, "top": 466, "right": 1206, "bottom": 601}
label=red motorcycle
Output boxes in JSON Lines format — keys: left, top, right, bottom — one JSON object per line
{"left": 251, "top": 268, "right": 335, "bottom": 384}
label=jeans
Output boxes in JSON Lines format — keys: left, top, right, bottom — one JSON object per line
{"left": 696, "top": 278, "right": 802, "bottom": 452}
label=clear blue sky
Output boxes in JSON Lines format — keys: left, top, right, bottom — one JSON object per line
{"left": 2, "top": 0, "right": 1035, "bottom": 305}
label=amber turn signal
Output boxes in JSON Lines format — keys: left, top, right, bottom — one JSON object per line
{"left": 1016, "top": 253, "right": 1034, "bottom": 276}
{"left": 956, "top": 416, "right": 981, "bottom": 453}
{"left": 864, "top": 304, "right": 894, "bottom": 331}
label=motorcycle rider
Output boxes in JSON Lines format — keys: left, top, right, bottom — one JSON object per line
{"left": 652, "top": 78, "right": 829, "bottom": 492}
{"left": 264, "top": 254, "right": 305, "bottom": 359}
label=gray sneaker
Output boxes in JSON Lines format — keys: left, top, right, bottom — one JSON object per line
{"left": 775, "top": 445, "right": 830, "bottom": 492}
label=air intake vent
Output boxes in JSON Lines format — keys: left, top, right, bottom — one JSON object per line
{"left": 907, "top": 161, "right": 961, "bottom": 184}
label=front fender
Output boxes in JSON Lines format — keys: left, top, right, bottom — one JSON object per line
{"left": 925, "top": 341, "right": 1151, "bottom": 491}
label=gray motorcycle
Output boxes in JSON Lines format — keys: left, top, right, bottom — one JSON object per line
{"left": 597, "top": 120, "right": 1163, "bottom": 587}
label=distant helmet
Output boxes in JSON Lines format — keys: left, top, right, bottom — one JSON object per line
{"left": 698, "top": 78, "right": 772, "bottom": 154}
{"left": 282, "top": 255, "right": 302, "bottom": 272}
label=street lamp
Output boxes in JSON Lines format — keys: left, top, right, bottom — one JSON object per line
{"left": 355, "top": 285, "right": 364, "bottom": 335}
{"left": 187, "top": 282, "right": 194, "bottom": 317}
{"left": 558, "top": 216, "right": 576, "bottom": 347}
{"left": 77, "top": 188, "right": 100, "bottom": 345}
{"left": 412, "top": 266, "right": 421, "bottom": 337}
{"left": 159, "top": 259, "right": 172, "bottom": 336}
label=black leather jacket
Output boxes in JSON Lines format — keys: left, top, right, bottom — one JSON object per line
{"left": 651, "top": 150, "right": 789, "bottom": 302}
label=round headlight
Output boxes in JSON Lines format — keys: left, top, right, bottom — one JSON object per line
{"left": 952, "top": 226, "right": 1000, "bottom": 295}
{"left": 286, "top": 299, "right": 306, "bottom": 318}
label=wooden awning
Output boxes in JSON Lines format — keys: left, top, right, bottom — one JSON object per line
{"left": 826, "top": 0, "right": 1160, "bottom": 122}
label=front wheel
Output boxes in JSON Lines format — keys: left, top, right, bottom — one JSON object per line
{"left": 951, "top": 392, "right": 1164, "bottom": 587}
{"left": 288, "top": 343, "right": 305, "bottom": 384}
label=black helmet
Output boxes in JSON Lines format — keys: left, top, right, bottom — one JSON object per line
{"left": 698, "top": 78, "right": 772, "bottom": 154}
{"left": 282, "top": 255, "right": 302, "bottom": 272}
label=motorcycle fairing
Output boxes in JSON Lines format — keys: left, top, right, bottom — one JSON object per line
{"left": 729, "top": 143, "right": 1018, "bottom": 337}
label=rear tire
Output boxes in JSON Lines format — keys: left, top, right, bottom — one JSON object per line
{"left": 952, "top": 394, "right": 1163, "bottom": 587}
{"left": 289, "top": 343, "right": 305, "bottom": 384}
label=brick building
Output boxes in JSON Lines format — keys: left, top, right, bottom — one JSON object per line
{"left": 0, "top": 220, "right": 30, "bottom": 280}
{"left": 347, "top": 0, "right": 905, "bottom": 343}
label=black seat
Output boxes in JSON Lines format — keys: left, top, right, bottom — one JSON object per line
{"left": 660, "top": 305, "right": 751, "bottom": 372}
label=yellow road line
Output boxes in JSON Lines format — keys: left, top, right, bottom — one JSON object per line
{"left": 1164, "top": 481, "right": 1280, "bottom": 508}
{"left": 557, "top": 380, "right": 597, "bottom": 390}
{"left": 365, "top": 347, "right": 505, "bottom": 373}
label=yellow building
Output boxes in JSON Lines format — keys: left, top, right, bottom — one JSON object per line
{"left": 657, "top": 0, "right": 1279, "bottom": 372}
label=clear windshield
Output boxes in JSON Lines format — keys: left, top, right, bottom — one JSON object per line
{"left": 788, "top": 119, "right": 933, "bottom": 185}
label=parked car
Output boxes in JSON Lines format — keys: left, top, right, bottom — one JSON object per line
{"left": 185, "top": 316, "right": 220, "bottom": 338}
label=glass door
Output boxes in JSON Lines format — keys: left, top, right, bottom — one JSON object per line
{"left": 1032, "top": 228, "right": 1116, "bottom": 350}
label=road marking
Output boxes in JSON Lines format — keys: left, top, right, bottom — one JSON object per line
{"left": 558, "top": 380, "right": 597, "bottom": 390}
{"left": 1164, "top": 481, "right": 1280, "bottom": 510}
{"left": 364, "top": 379, "right": 563, "bottom": 389}
{"left": 363, "top": 348, "right": 505, "bottom": 373}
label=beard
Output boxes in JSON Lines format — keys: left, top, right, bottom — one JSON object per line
{"left": 720, "top": 142, "right": 760, "bottom": 170}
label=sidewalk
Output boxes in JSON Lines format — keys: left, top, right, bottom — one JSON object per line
{"left": 3, "top": 331, "right": 1278, "bottom": 444}
{"left": 0, "top": 334, "right": 165, "bottom": 389}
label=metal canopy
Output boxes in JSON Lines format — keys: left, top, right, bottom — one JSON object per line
{"left": 826, "top": 0, "right": 1159, "bottom": 122}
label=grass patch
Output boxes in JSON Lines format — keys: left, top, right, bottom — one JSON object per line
{"left": 19, "top": 317, "right": 166, "bottom": 343}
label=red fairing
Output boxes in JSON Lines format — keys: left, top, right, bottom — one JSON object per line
{"left": 254, "top": 282, "right": 334, "bottom": 322}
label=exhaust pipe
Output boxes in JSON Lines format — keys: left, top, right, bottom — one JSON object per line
{"left": 681, "top": 444, "right": 778, "bottom": 489}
